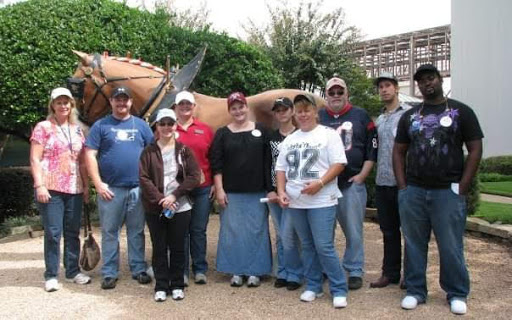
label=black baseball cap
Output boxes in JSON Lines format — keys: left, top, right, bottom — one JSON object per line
{"left": 111, "top": 86, "right": 132, "bottom": 99}
{"left": 293, "top": 93, "right": 316, "bottom": 106}
{"left": 413, "top": 64, "right": 441, "bottom": 81}
{"left": 272, "top": 97, "right": 294, "bottom": 111}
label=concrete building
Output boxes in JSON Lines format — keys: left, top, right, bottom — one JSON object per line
{"left": 451, "top": 0, "right": 511, "bottom": 157}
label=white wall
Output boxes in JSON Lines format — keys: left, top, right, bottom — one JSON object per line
{"left": 451, "top": 0, "right": 512, "bottom": 157}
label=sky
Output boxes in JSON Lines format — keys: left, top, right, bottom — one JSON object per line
{"left": 134, "top": 0, "right": 451, "bottom": 41}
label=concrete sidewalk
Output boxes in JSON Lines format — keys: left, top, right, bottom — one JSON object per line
{"left": 481, "top": 193, "right": 512, "bottom": 204}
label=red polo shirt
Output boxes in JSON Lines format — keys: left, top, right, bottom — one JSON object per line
{"left": 176, "top": 119, "right": 214, "bottom": 187}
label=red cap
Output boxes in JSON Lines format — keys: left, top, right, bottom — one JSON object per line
{"left": 227, "top": 92, "right": 247, "bottom": 107}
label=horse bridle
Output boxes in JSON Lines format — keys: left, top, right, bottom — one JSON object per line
{"left": 68, "top": 53, "right": 165, "bottom": 126}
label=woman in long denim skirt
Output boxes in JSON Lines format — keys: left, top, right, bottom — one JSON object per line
{"left": 210, "top": 92, "right": 273, "bottom": 287}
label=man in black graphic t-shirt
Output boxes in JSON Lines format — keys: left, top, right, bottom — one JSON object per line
{"left": 393, "top": 64, "right": 483, "bottom": 315}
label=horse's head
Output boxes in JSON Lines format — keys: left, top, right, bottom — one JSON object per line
{"left": 68, "top": 51, "right": 166, "bottom": 126}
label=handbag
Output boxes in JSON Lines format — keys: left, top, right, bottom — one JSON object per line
{"left": 79, "top": 205, "right": 101, "bottom": 271}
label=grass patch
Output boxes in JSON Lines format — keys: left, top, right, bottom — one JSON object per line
{"left": 473, "top": 201, "right": 512, "bottom": 224}
{"left": 481, "top": 181, "right": 512, "bottom": 197}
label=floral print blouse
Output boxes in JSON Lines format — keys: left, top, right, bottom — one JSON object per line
{"left": 30, "top": 120, "right": 85, "bottom": 194}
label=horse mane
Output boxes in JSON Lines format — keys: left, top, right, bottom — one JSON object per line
{"left": 106, "top": 55, "right": 166, "bottom": 74}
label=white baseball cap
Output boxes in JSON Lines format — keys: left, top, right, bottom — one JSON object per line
{"left": 51, "top": 87, "right": 73, "bottom": 101}
{"left": 175, "top": 91, "right": 195, "bottom": 104}
{"left": 155, "top": 108, "right": 177, "bottom": 122}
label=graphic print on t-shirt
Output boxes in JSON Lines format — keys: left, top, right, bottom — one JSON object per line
{"left": 112, "top": 128, "right": 137, "bottom": 142}
{"left": 335, "top": 121, "right": 353, "bottom": 151}
{"left": 270, "top": 140, "right": 281, "bottom": 187}
{"left": 409, "top": 108, "right": 459, "bottom": 168}
{"left": 284, "top": 142, "right": 321, "bottom": 181}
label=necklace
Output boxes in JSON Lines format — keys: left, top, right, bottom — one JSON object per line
{"left": 416, "top": 98, "right": 453, "bottom": 128}
{"left": 54, "top": 116, "right": 73, "bottom": 153}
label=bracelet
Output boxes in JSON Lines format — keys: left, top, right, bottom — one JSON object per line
{"left": 34, "top": 184, "right": 44, "bottom": 189}
{"left": 318, "top": 179, "right": 324, "bottom": 187}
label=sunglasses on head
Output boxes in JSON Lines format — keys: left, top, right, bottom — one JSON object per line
{"left": 328, "top": 89, "right": 344, "bottom": 97}
{"left": 158, "top": 121, "right": 175, "bottom": 127}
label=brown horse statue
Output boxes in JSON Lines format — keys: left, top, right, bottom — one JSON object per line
{"left": 69, "top": 50, "right": 326, "bottom": 131}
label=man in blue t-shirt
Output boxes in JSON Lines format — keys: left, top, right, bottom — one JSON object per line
{"left": 319, "top": 77, "right": 378, "bottom": 290}
{"left": 393, "top": 64, "right": 483, "bottom": 315}
{"left": 85, "top": 86, "right": 154, "bottom": 290}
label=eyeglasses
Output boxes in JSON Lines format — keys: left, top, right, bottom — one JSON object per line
{"left": 158, "top": 121, "right": 175, "bottom": 127}
{"left": 328, "top": 90, "right": 344, "bottom": 97}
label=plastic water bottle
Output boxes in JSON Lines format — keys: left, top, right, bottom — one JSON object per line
{"left": 162, "top": 202, "right": 179, "bottom": 219}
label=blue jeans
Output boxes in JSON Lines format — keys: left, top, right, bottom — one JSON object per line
{"left": 288, "top": 206, "right": 347, "bottom": 297}
{"left": 38, "top": 191, "right": 83, "bottom": 280}
{"left": 184, "top": 186, "right": 211, "bottom": 276}
{"left": 98, "top": 186, "right": 147, "bottom": 279}
{"left": 337, "top": 182, "right": 367, "bottom": 277}
{"left": 269, "top": 202, "right": 303, "bottom": 282}
{"left": 399, "top": 185, "right": 469, "bottom": 302}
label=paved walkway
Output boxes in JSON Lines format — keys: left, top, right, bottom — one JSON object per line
{"left": 0, "top": 215, "right": 511, "bottom": 319}
{"left": 481, "top": 193, "right": 512, "bottom": 204}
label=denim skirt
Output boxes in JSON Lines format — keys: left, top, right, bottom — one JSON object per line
{"left": 216, "top": 192, "right": 272, "bottom": 276}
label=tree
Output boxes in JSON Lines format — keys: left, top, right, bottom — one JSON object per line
{"left": 0, "top": 0, "right": 283, "bottom": 140}
{"left": 244, "top": 0, "right": 380, "bottom": 115}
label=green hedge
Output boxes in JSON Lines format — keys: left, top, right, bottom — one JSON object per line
{"left": 479, "top": 172, "right": 512, "bottom": 182}
{"left": 479, "top": 156, "right": 512, "bottom": 175}
{"left": 0, "top": 167, "right": 37, "bottom": 223}
{"left": 0, "top": 0, "right": 283, "bottom": 140}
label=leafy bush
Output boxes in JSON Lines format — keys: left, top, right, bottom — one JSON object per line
{"left": 0, "top": 167, "right": 37, "bottom": 223}
{"left": 466, "top": 174, "right": 480, "bottom": 216}
{"left": 479, "top": 172, "right": 512, "bottom": 182}
{"left": 0, "top": 0, "right": 283, "bottom": 140}
{"left": 479, "top": 156, "right": 512, "bottom": 175}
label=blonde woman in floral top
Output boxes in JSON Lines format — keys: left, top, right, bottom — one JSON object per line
{"left": 30, "top": 87, "right": 91, "bottom": 292}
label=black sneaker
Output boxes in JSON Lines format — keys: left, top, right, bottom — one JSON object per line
{"left": 348, "top": 276, "right": 363, "bottom": 290}
{"left": 286, "top": 281, "right": 301, "bottom": 291}
{"left": 133, "top": 272, "right": 152, "bottom": 284}
{"left": 274, "top": 278, "right": 287, "bottom": 288}
{"left": 101, "top": 277, "right": 117, "bottom": 290}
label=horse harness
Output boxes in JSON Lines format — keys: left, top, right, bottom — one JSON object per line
{"left": 67, "top": 53, "right": 167, "bottom": 126}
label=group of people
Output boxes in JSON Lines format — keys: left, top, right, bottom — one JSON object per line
{"left": 30, "top": 63, "right": 483, "bottom": 315}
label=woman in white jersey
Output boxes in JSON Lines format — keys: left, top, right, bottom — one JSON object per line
{"left": 276, "top": 94, "right": 348, "bottom": 308}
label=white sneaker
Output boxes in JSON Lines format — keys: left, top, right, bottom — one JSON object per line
{"left": 333, "top": 296, "right": 348, "bottom": 308}
{"left": 300, "top": 290, "right": 324, "bottom": 302}
{"left": 401, "top": 296, "right": 419, "bottom": 310}
{"left": 195, "top": 273, "right": 207, "bottom": 284}
{"left": 172, "top": 289, "right": 185, "bottom": 300}
{"left": 45, "top": 278, "right": 59, "bottom": 292}
{"left": 247, "top": 276, "right": 261, "bottom": 287}
{"left": 450, "top": 299, "right": 467, "bottom": 315}
{"left": 154, "top": 291, "right": 167, "bottom": 302}
{"left": 230, "top": 275, "right": 243, "bottom": 287}
{"left": 67, "top": 273, "right": 91, "bottom": 285}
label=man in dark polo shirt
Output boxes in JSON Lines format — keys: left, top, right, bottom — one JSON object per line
{"left": 393, "top": 64, "right": 483, "bottom": 315}
{"left": 319, "top": 77, "right": 378, "bottom": 290}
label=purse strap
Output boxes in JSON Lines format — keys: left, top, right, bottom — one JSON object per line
{"left": 82, "top": 204, "right": 93, "bottom": 237}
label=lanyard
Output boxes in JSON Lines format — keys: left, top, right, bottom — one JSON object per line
{"left": 54, "top": 117, "right": 73, "bottom": 152}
